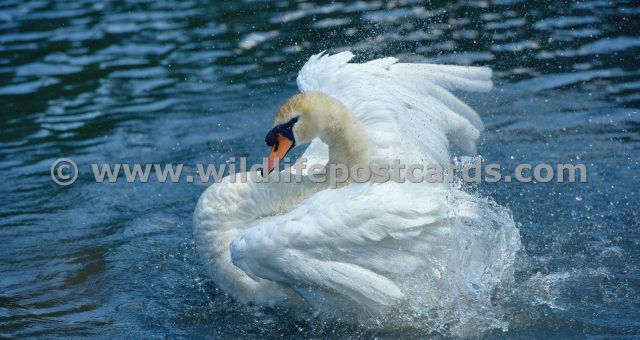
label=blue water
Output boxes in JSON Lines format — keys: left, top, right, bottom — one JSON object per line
{"left": 1, "top": 0, "right": 639, "bottom": 337}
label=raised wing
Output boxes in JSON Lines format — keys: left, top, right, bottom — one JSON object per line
{"left": 296, "top": 52, "right": 492, "bottom": 167}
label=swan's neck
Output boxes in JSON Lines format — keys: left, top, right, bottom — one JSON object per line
{"left": 317, "top": 98, "right": 369, "bottom": 170}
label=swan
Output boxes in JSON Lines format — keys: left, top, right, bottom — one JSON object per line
{"left": 193, "top": 52, "right": 502, "bottom": 314}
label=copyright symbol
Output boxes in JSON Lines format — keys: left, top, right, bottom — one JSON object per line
{"left": 51, "top": 158, "right": 78, "bottom": 186}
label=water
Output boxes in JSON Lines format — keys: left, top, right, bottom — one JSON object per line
{"left": 1, "top": 0, "right": 638, "bottom": 337}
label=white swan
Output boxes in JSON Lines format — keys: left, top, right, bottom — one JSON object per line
{"left": 193, "top": 52, "right": 504, "bottom": 315}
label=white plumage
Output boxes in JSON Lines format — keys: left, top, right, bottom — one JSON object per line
{"left": 296, "top": 51, "right": 491, "bottom": 167}
{"left": 193, "top": 52, "right": 505, "bottom": 315}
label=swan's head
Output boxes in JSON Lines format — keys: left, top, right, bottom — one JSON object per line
{"left": 263, "top": 92, "right": 333, "bottom": 174}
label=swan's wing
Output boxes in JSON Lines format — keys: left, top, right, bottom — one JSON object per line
{"left": 296, "top": 52, "right": 492, "bottom": 166}
{"left": 229, "top": 182, "right": 473, "bottom": 307}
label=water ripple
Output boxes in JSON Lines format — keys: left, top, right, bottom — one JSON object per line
{"left": 0, "top": 0, "right": 639, "bottom": 337}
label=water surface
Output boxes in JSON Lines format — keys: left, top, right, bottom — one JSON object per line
{"left": 1, "top": 0, "right": 639, "bottom": 337}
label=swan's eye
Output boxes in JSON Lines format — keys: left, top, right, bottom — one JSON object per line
{"left": 265, "top": 129, "right": 278, "bottom": 146}
{"left": 265, "top": 116, "right": 299, "bottom": 148}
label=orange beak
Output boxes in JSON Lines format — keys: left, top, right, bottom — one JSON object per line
{"left": 265, "top": 133, "right": 294, "bottom": 176}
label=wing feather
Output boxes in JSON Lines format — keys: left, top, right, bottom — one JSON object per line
{"left": 296, "top": 52, "right": 492, "bottom": 164}
{"left": 230, "top": 182, "right": 456, "bottom": 307}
